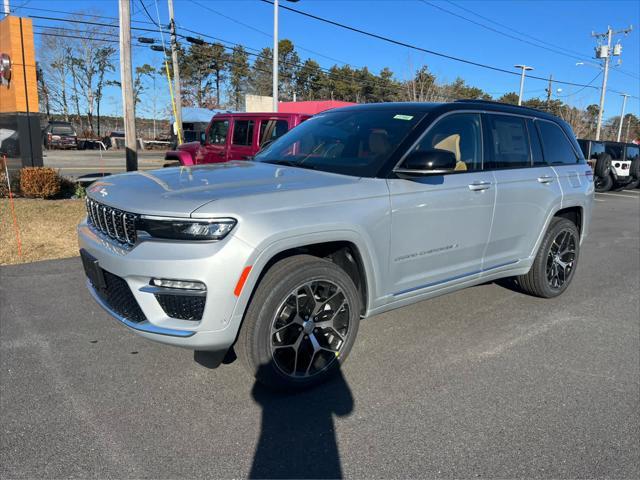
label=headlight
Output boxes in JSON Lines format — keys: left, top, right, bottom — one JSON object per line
{"left": 139, "top": 216, "right": 236, "bottom": 241}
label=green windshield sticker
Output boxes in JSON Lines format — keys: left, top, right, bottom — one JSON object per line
{"left": 394, "top": 114, "right": 414, "bottom": 120}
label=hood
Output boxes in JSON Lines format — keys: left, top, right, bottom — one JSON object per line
{"left": 86, "top": 161, "right": 361, "bottom": 217}
{"left": 177, "top": 141, "right": 200, "bottom": 152}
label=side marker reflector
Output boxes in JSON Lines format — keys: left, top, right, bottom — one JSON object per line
{"left": 234, "top": 266, "right": 252, "bottom": 297}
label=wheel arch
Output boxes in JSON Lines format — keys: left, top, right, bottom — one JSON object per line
{"left": 554, "top": 205, "right": 583, "bottom": 235}
{"left": 231, "top": 230, "right": 381, "bottom": 326}
{"left": 529, "top": 203, "right": 586, "bottom": 261}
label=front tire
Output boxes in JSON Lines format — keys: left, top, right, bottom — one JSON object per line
{"left": 594, "top": 173, "right": 613, "bottom": 192}
{"left": 237, "top": 255, "right": 361, "bottom": 391}
{"left": 517, "top": 218, "right": 580, "bottom": 298}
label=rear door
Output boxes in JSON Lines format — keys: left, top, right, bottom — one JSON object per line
{"left": 199, "top": 118, "right": 230, "bottom": 163}
{"left": 258, "top": 118, "right": 291, "bottom": 150}
{"left": 227, "top": 118, "right": 256, "bottom": 160}
{"left": 483, "top": 114, "right": 562, "bottom": 268}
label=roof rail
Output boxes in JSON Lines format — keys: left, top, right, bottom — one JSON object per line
{"left": 453, "top": 99, "right": 549, "bottom": 114}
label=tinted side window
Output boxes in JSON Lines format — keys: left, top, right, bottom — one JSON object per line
{"left": 625, "top": 146, "right": 639, "bottom": 161}
{"left": 537, "top": 121, "right": 579, "bottom": 165}
{"left": 486, "top": 114, "right": 530, "bottom": 168}
{"left": 208, "top": 120, "right": 229, "bottom": 145}
{"left": 528, "top": 119, "right": 546, "bottom": 166}
{"left": 232, "top": 120, "right": 255, "bottom": 146}
{"left": 259, "top": 119, "right": 289, "bottom": 146}
{"left": 605, "top": 144, "right": 623, "bottom": 160}
{"left": 413, "top": 113, "right": 483, "bottom": 171}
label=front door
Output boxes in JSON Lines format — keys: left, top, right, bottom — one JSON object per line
{"left": 388, "top": 112, "right": 495, "bottom": 297}
{"left": 198, "top": 118, "right": 229, "bottom": 164}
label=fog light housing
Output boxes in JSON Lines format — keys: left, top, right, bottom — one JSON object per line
{"left": 151, "top": 278, "right": 206, "bottom": 291}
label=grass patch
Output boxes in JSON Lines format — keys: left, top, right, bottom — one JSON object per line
{"left": 0, "top": 198, "right": 86, "bottom": 265}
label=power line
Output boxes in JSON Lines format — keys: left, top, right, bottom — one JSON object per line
{"left": 9, "top": 4, "right": 159, "bottom": 27}
{"left": 444, "top": 0, "right": 640, "bottom": 81}
{"left": 557, "top": 71, "right": 602, "bottom": 97}
{"left": 420, "top": 1, "right": 596, "bottom": 64}
{"left": 187, "top": 0, "right": 351, "bottom": 68}
{"left": 22, "top": 3, "right": 638, "bottom": 104}
{"left": 444, "top": 0, "right": 592, "bottom": 61}
{"left": 260, "top": 0, "right": 638, "bottom": 97}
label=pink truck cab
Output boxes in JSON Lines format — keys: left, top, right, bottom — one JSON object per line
{"left": 165, "top": 112, "right": 311, "bottom": 166}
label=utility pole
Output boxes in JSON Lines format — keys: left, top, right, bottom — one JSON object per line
{"left": 272, "top": 0, "right": 279, "bottom": 112}
{"left": 514, "top": 64, "right": 533, "bottom": 106}
{"left": 545, "top": 74, "right": 553, "bottom": 106}
{"left": 118, "top": 0, "right": 137, "bottom": 171}
{"left": 592, "top": 25, "right": 633, "bottom": 140}
{"left": 167, "top": 0, "right": 183, "bottom": 143}
{"left": 616, "top": 93, "right": 629, "bottom": 142}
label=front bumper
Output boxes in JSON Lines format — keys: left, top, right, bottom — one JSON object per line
{"left": 78, "top": 220, "right": 254, "bottom": 350}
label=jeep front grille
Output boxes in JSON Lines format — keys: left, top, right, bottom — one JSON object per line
{"left": 86, "top": 198, "right": 138, "bottom": 246}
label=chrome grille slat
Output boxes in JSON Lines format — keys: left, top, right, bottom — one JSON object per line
{"left": 85, "top": 198, "right": 138, "bottom": 247}
{"left": 122, "top": 212, "right": 130, "bottom": 243}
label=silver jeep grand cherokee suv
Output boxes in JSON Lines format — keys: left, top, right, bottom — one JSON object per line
{"left": 78, "top": 101, "right": 593, "bottom": 389}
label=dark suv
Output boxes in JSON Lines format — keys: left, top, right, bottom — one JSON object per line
{"left": 43, "top": 121, "right": 78, "bottom": 150}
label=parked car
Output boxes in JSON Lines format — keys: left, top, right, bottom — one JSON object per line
{"left": 165, "top": 112, "right": 311, "bottom": 166}
{"left": 102, "top": 131, "right": 125, "bottom": 150}
{"left": 79, "top": 100, "right": 593, "bottom": 390}
{"left": 43, "top": 121, "right": 78, "bottom": 149}
{"left": 577, "top": 139, "right": 610, "bottom": 192}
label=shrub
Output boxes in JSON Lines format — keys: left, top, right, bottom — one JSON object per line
{"left": 59, "top": 176, "right": 77, "bottom": 198}
{"left": 74, "top": 183, "right": 86, "bottom": 198}
{"left": 19, "top": 167, "right": 61, "bottom": 199}
{"left": 0, "top": 169, "right": 20, "bottom": 198}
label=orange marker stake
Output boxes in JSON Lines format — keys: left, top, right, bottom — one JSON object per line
{"left": 3, "top": 156, "right": 23, "bottom": 259}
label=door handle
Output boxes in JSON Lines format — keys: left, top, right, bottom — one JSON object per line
{"left": 468, "top": 181, "right": 491, "bottom": 191}
{"left": 537, "top": 175, "right": 554, "bottom": 184}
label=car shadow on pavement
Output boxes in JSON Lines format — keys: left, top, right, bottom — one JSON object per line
{"left": 249, "top": 366, "right": 354, "bottom": 479}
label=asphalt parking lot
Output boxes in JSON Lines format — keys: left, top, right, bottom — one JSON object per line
{"left": 43, "top": 149, "right": 167, "bottom": 178}
{"left": 1, "top": 190, "right": 638, "bottom": 479}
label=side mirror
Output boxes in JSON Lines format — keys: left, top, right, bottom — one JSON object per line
{"left": 396, "top": 149, "right": 457, "bottom": 175}
{"left": 200, "top": 132, "right": 206, "bottom": 145}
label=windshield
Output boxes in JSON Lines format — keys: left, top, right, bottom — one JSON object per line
{"left": 254, "top": 109, "right": 425, "bottom": 177}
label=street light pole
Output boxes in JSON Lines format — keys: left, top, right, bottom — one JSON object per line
{"left": 272, "top": 0, "right": 279, "bottom": 112}
{"left": 616, "top": 93, "right": 629, "bottom": 142}
{"left": 514, "top": 64, "right": 533, "bottom": 106}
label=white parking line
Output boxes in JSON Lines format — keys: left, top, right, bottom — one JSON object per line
{"left": 594, "top": 199, "right": 606, "bottom": 202}
{"left": 596, "top": 192, "right": 640, "bottom": 199}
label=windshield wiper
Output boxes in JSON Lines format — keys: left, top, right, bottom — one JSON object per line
{"left": 262, "top": 159, "right": 300, "bottom": 167}
{"left": 262, "top": 159, "right": 318, "bottom": 170}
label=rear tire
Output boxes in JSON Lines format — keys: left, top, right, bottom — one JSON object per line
{"left": 594, "top": 173, "right": 613, "bottom": 192}
{"left": 236, "top": 255, "right": 361, "bottom": 391}
{"left": 517, "top": 217, "right": 580, "bottom": 298}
